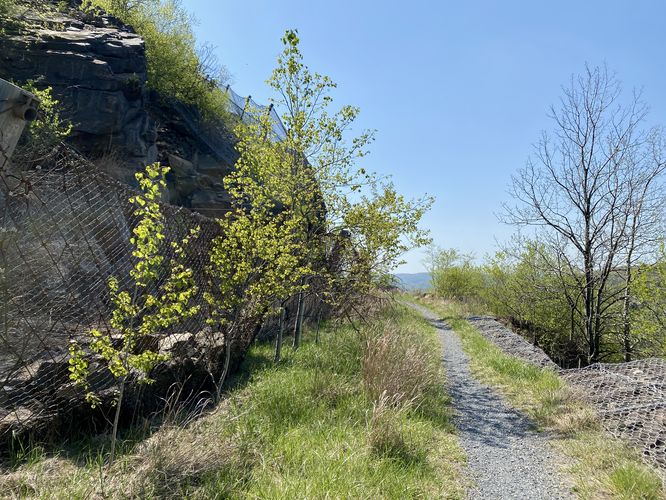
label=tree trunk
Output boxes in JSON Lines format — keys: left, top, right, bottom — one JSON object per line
{"left": 622, "top": 257, "right": 634, "bottom": 362}
{"left": 109, "top": 377, "right": 126, "bottom": 464}
{"left": 584, "top": 264, "right": 596, "bottom": 363}
{"left": 218, "top": 337, "right": 232, "bottom": 394}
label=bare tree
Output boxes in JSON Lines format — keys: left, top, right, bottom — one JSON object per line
{"left": 618, "top": 135, "right": 666, "bottom": 360}
{"left": 503, "top": 65, "right": 665, "bottom": 363}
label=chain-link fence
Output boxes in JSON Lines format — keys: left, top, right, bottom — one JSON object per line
{"left": 466, "top": 316, "right": 666, "bottom": 481}
{"left": 0, "top": 144, "right": 269, "bottom": 441}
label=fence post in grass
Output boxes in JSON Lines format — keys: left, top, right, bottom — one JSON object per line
{"left": 315, "top": 309, "right": 322, "bottom": 345}
{"left": 275, "top": 305, "right": 286, "bottom": 362}
{"left": 0, "top": 79, "right": 39, "bottom": 171}
{"left": 293, "top": 289, "right": 305, "bottom": 349}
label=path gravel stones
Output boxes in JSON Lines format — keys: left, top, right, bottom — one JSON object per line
{"left": 408, "top": 303, "right": 573, "bottom": 499}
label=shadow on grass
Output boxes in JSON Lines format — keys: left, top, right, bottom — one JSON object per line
{"left": 1, "top": 338, "right": 280, "bottom": 471}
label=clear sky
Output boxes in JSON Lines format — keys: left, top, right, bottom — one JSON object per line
{"left": 186, "top": 0, "right": 666, "bottom": 272}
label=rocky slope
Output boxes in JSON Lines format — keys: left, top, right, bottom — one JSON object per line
{"left": 0, "top": 0, "right": 237, "bottom": 217}
{"left": 0, "top": 0, "right": 249, "bottom": 441}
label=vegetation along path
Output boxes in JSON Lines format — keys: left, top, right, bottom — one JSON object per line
{"left": 408, "top": 302, "right": 573, "bottom": 499}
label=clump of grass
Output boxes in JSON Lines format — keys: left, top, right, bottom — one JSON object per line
{"left": 361, "top": 320, "right": 439, "bottom": 408}
{"left": 368, "top": 392, "right": 411, "bottom": 459}
{"left": 114, "top": 422, "right": 246, "bottom": 497}
{"left": 416, "top": 295, "right": 665, "bottom": 499}
{"left": 608, "top": 462, "right": 663, "bottom": 500}
{"left": 563, "top": 431, "right": 665, "bottom": 500}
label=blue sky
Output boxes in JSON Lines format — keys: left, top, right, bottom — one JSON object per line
{"left": 187, "top": 0, "right": 666, "bottom": 272}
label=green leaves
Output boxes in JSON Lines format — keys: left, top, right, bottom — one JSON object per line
{"left": 13, "top": 82, "right": 72, "bottom": 165}
{"left": 69, "top": 163, "right": 199, "bottom": 405}
{"left": 206, "top": 207, "right": 309, "bottom": 328}
{"left": 630, "top": 244, "right": 666, "bottom": 357}
{"left": 258, "top": 30, "right": 433, "bottom": 306}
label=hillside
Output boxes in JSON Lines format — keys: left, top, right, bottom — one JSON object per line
{"left": 394, "top": 272, "right": 432, "bottom": 290}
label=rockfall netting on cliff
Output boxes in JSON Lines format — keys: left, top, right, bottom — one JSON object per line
{"left": 0, "top": 145, "right": 260, "bottom": 441}
{"left": 467, "top": 316, "right": 666, "bottom": 480}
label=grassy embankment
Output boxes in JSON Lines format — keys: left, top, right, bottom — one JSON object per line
{"left": 0, "top": 302, "right": 466, "bottom": 499}
{"left": 411, "top": 294, "right": 665, "bottom": 500}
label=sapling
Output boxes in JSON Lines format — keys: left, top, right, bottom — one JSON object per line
{"left": 69, "top": 163, "right": 200, "bottom": 463}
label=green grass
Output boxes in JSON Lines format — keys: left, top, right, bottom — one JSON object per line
{"left": 0, "top": 303, "right": 467, "bottom": 499}
{"left": 412, "top": 294, "right": 665, "bottom": 500}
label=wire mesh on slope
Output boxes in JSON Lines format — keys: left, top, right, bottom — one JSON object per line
{"left": 466, "top": 316, "right": 666, "bottom": 479}
{"left": 224, "top": 85, "right": 287, "bottom": 141}
{"left": 466, "top": 316, "right": 559, "bottom": 370}
{"left": 0, "top": 145, "right": 230, "bottom": 439}
{"left": 561, "top": 359, "right": 666, "bottom": 473}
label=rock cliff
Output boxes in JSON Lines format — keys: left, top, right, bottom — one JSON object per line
{"left": 0, "top": 0, "right": 238, "bottom": 217}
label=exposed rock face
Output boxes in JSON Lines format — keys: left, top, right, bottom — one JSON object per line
{"left": 0, "top": 1, "right": 238, "bottom": 217}
{"left": 0, "top": 6, "right": 154, "bottom": 162}
{"left": 0, "top": 1, "right": 296, "bottom": 443}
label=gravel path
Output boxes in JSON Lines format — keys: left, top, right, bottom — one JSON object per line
{"left": 408, "top": 302, "right": 573, "bottom": 499}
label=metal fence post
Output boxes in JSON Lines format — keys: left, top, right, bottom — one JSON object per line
{"left": 240, "top": 95, "right": 251, "bottom": 120}
{"left": 0, "top": 79, "right": 39, "bottom": 171}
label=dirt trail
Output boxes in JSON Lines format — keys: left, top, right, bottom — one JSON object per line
{"left": 408, "top": 302, "right": 573, "bottom": 499}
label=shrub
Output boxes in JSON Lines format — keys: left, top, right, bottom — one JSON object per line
{"left": 12, "top": 83, "right": 72, "bottom": 167}
{"left": 429, "top": 248, "right": 485, "bottom": 302}
{"left": 0, "top": 0, "right": 13, "bottom": 17}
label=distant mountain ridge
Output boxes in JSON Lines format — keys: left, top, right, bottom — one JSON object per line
{"left": 393, "top": 272, "right": 432, "bottom": 291}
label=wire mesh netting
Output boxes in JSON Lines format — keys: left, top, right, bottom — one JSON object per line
{"left": 561, "top": 359, "right": 666, "bottom": 473}
{"left": 466, "top": 316, "right": 560, "bottom": 370}
{"left": 467, "top": 316, "right": 666, "bottom": 480}
{"left": 0, "top": 145, "right": 258, "bottom": 440}
{"left": 223, "top": 85, "right": 287, "bottom": 142}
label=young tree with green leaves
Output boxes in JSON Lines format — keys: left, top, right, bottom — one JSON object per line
{"left": 69, "top": 163, "right": 200, "bottom": 463}
{"left": 204, "top": 29, "right": 431, "bottom": 366}
{"left": 250, "top": 30, "right": 431, "bottom": 339}
{"left": 205, "top": 206, "right": 309, "bottom": 366}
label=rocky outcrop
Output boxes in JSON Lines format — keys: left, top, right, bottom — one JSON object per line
{"left": 0, "top": 4, "right": 154, "bottom": 162}
{"left": 0, "top": 0, "right": 238, "bottom": 217}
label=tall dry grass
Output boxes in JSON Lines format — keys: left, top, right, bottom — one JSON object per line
{"left": 361, "top": 318, "right": 444, "bottom": 460}
{"left": 361, "top": 320, "right": 440, "bottom": 409}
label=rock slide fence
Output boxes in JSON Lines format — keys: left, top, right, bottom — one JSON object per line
{"left": 0, "top": 145, "right": 267, "bottom": 443}
{"left": 224, "top": 85, "right": 288, "bottom": 142}
{"left": 466, "top": 316, "right": 666, "bottom": 481}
